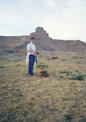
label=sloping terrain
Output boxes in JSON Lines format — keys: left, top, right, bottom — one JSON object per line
{"left": 0, "top": 27, "right": 86, "bottom": 122}
{"left": 0, "top": 52, "right": 86, "bottom": 122}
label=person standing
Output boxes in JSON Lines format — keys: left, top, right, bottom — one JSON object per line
{"left": 26, "top": 37, "right": 36, "bottom": 76}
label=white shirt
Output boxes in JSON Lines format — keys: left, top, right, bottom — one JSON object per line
{"left": 26, "top": 42, "right": 36, "bottom": 63}
{"left": 27, "top": 42, "right": 36, "bottom": 52}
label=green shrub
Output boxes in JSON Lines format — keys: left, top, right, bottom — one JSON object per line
{"left": 37, "top": 62, "right": 48, "bottom": 69}
{"left": 75, "top": 70, "right": 79, "bottom": 73}
{"left": 59, "top": 76, "right": 65, "bottom": 79}
{"left": 0, "top": 111, "right": 7, "bottom": 120}
{"left": 72, "top": 56, "right": 83, "bottom": 59}
{"left": 16, "top": 64, "right": 21, "bottom": 66}
{"left": 0, "top": 58, "right": 4, "bottom": 60}
{"left": 65, "top": 114, "right": 72, "bottom": 120}
{"left": 16, "top": 92, "right": 23, "bottom": 97}
{"left": 0, "top": 81, "right": 5, "bottom": 84}
{"left": 16, "top": 88, "right": 20, "bottom": 91}
{"left": 69, "top": 74, "right": 84, "bottom": 81}
{"left": 0, "top": 65, "right": 5, "bottom": 68}
{"left": 59, "top": 71, "right": 72, "bottom": 76}
{"left": 61, "top": 59, "right": 66, "bottom": 61}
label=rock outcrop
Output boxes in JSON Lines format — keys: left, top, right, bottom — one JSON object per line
{"left": 0, "top": 26, "right": 86, "bottom": 59}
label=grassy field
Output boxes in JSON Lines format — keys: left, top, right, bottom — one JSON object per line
{"left": 0, "top": 53, "right": 86, "bottom": 122}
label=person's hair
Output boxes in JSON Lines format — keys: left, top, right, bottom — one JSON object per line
{"left": 30, "top": 37, "right": 35, "bottom": 40}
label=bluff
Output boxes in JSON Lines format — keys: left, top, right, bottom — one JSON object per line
{"left": 0, "top": 27, "right": 86, "bottom": 59}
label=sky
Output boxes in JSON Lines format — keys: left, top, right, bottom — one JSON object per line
{"left": 0, "top": 0, "right": 86, "bottom": 42}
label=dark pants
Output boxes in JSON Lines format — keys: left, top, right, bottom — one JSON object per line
{"left": 28, "top": 54, "right": 35, "bottom": 75}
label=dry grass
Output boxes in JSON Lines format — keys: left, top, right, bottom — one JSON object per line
{"left": 0, "top": 53, "right": 86, "bottom": 122}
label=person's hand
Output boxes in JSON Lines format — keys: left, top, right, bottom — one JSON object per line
{"left": 36, "top": 52, "right": 39, "bottom": 55}
{"left": 28, "top": 50, "right": 35, "bottom": 54}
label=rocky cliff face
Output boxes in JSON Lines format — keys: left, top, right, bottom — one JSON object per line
{"left": 0, "top": 26, "right": 86, "bottom": 59}
{"left": 16, "top": 27, "right": 86, "bottom": 53}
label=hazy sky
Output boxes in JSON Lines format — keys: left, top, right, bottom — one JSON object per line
{"left": 0, "top": 0, "right": 86, "bottom": 42}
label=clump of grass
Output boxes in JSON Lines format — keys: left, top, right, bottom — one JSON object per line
{"left": 15, "top": 59, "right": 21, "bottom": 62}
{"left": 16, "top": 88, "right": 20, "bottom": 91}
{"left": 61, "top": 59, "right": 66, "bottom": 61}
{"left": 40, "top": 104, "right": 50, "bottom": 110}
{"left": 0, "top": 81, "right": 6, "bottom": 84}
{"left": 0, "top": 111, "right": 7, "bottom": 120}
{"left": 59, "top": 76, "right": 65, "bottom": 79}
{"left": 75, "top": 70, "right": 80, "bottom": 73}
{"left": 69, "top": 74, "right": 85, "bottom": 81}
{"left": 37, "top": 62, "right": 48, "bottom": 69}
{"left": 28, "top": 102, "right": 35, "bottom": 106}
{"left": 28, "top": 101, "right": 36, "bottom": 112}
{"left": 0, "top": 86, "right": 7, "bottom": 89}
{"left": 16, "top": 64, "right": 21, "bottom": 67}
{"left": 72, "top": 56, "right": 83, "bottom": 59}
{"left": 15, "top": 89, "right": 23, "bottom": 97}
{"left": 77, "top": 62, "right": 81, "bottom": 64}
{"left": 16, "top": 92, "right": 23, "bottom": 97}
{"left": 65, "top": 114, "right": 72, "bottom": 120}
{"left": 59, "top": 70, "right": 85, "bottom": 81}
{"left": 0, "top": 58, "right": 4, "bottom": 60}
{"left": 59, "top": 71, "right": 72, "bottom": 76}
{"left": 0, "top": 65, "right": 5, "bottom": 68}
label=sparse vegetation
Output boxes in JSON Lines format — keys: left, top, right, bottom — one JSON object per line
{"left": 16, "top": 64, "right": 21, "bottom": 67}
{"left": 72, "top": 56, "right": 83, "bottom": 59}
{"left": 59, "top": 70, "right": 85, "bottom": 81}
{"left": 65, "top": 114, "right": 72, "bottom": 120}
{"left": 0, "top": 55, "right": 86, "bottom": 122}
{"left": 61, "top": 59, "right": 66, "bottom": 61}
{"left": 69, "top": 74, "right": 85, "bottom": 80}
{"left": 37, "top": 62, "right": 48, "bottom": 69}
{"left": 59, "top": 75, "right": 65, "bottom": 79}
{"left": 0, "top": 65, "right": 5, "bottom": 68}
{"left": 0, "top": 81, "right": 5, "bottom": 84}
{"left": 59, "top": 70, "right": 72, "bottom": 76}
{"left": 16, "top": 92, "right": 23, "bottom": 97}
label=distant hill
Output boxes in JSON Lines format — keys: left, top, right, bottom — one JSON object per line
{"left": 0, "top": 27, "right": 86, "bottom": 59}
